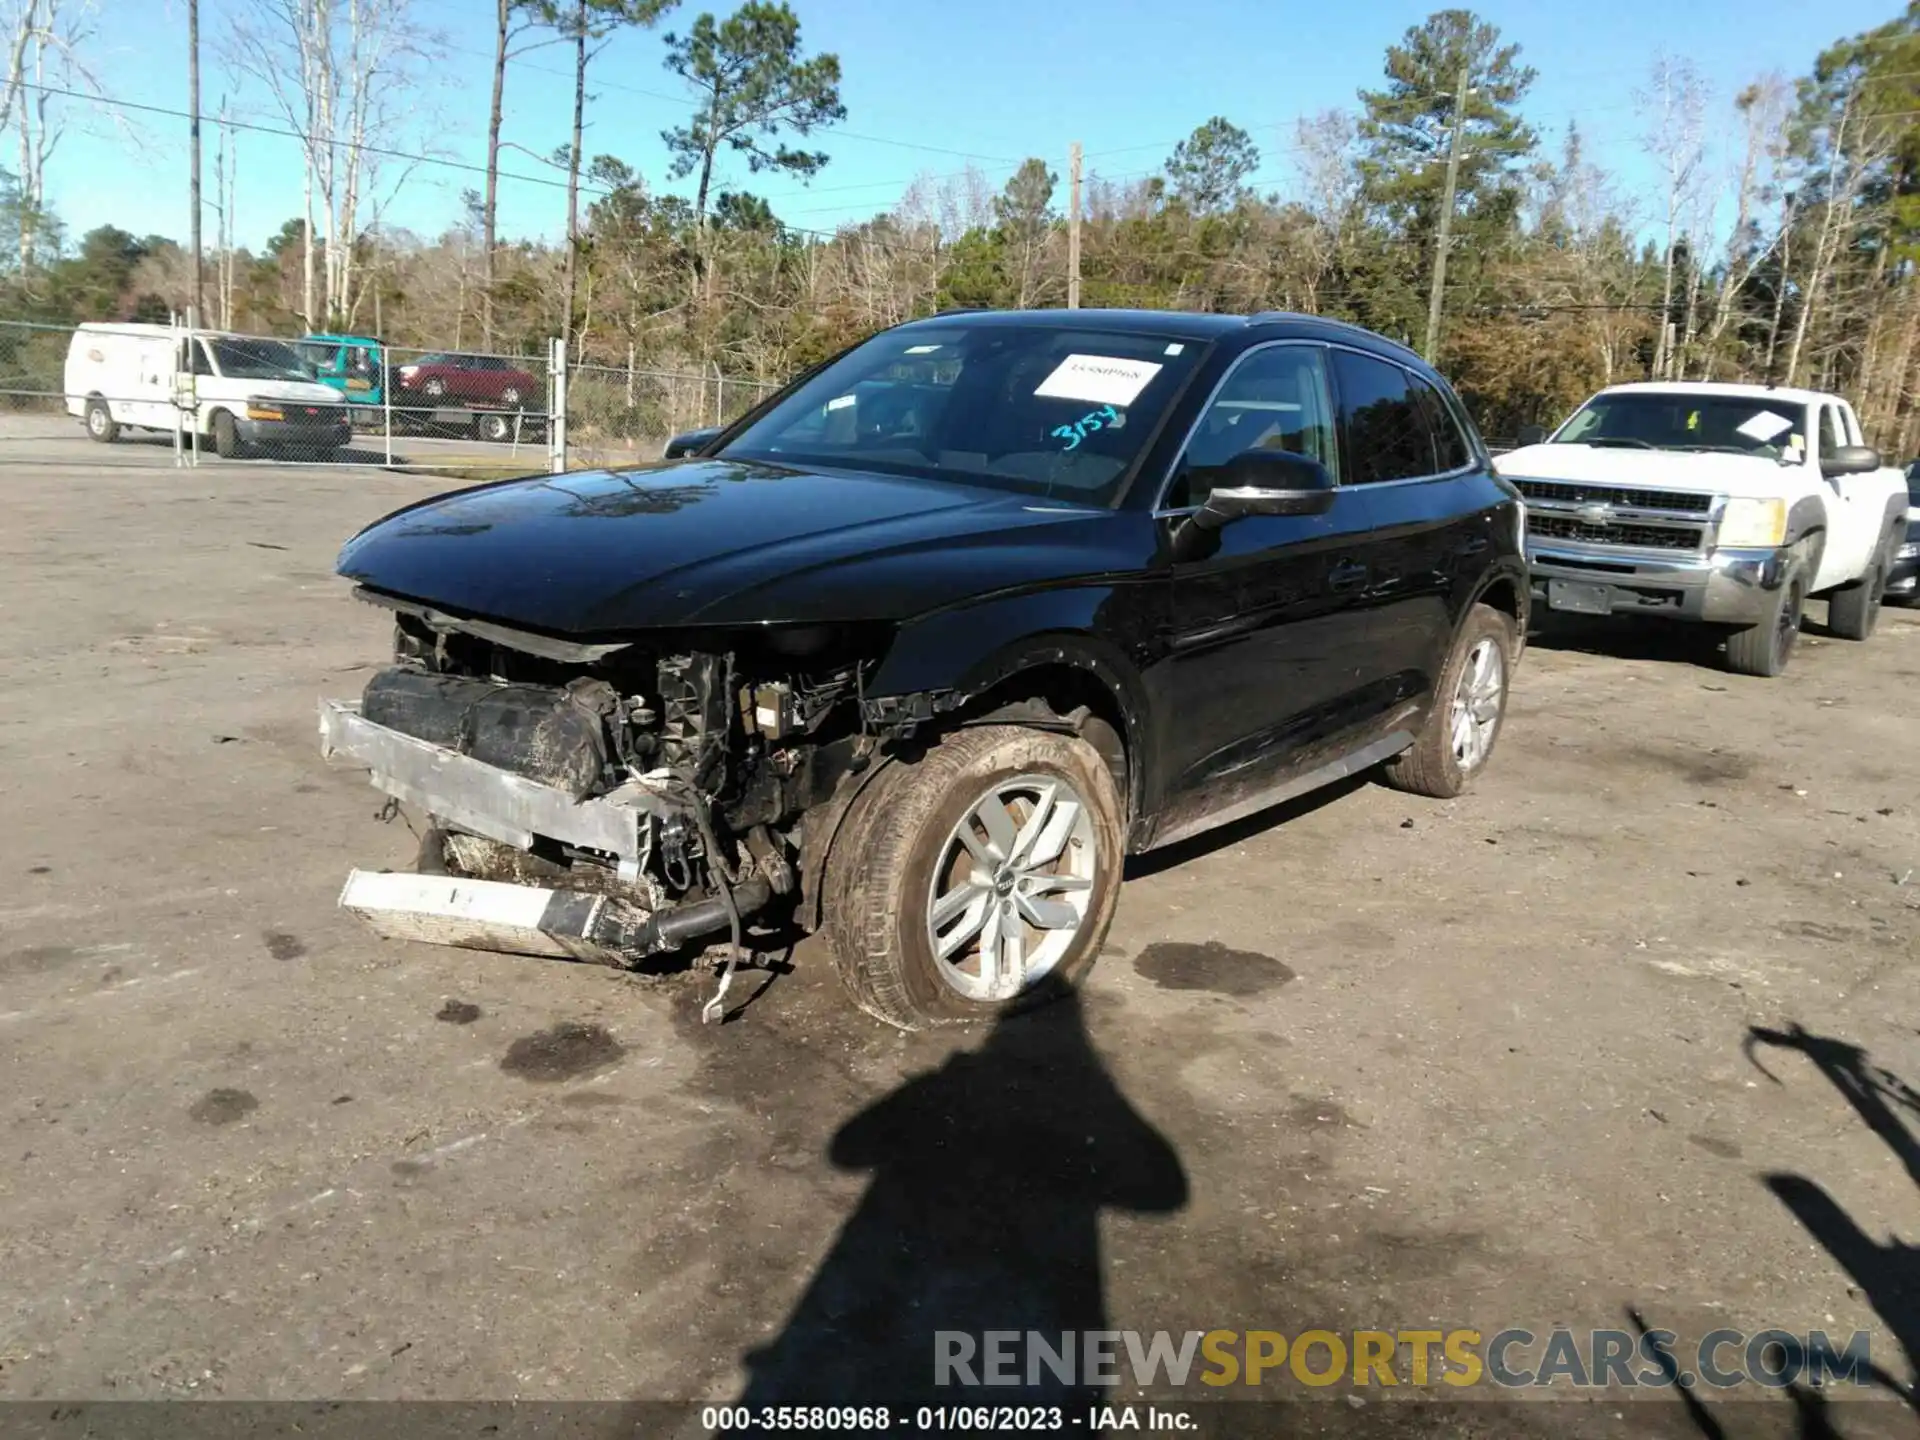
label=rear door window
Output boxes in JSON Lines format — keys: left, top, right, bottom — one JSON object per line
{"left": 1332, "top": 349, "right": 1437, "bottom": 483}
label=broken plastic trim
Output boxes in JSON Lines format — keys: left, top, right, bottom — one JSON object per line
{"left": 353, "top": 586, "right": 634, "bottom": 665}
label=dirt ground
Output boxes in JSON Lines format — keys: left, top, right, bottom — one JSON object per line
{"left": 2, "top": 432, "right": 1918, "bottom": 1436}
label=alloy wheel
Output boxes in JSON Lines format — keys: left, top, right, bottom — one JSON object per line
{"left": 1449, "top": 637, "right": 1504, "bottom": 771}
{"left": 925, "top": 773, "right": 1096, "bottom": 1002}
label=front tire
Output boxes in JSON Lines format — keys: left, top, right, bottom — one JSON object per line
{"left": 823, "top": 725, "right": 1124, "bottom": 1030}
{"left": 1827, "top": 543, "right": 1889, "bottom": 641}
{"left": 84, "top": 398, "right": 117, "bottom": 443}
{"left": 211, "top": 410, "right": 241, "bottom": 459}
{"left": 1726, "top": 572, "right": 1805, "bottom": 676}
{"left": 1380, "top": 602, "right": 1516, "bottom": 799}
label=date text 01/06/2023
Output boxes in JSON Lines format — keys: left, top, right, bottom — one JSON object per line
{"left": 699, "top": 1404, "right": 1197, "bottom": 1431}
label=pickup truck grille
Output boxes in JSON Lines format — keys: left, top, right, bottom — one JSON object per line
{"left": 1531, "top": 514, "right": 1706, "bottom": 552}
{"left": 1513, "top": 479, "right": 1713, "bottom": 514}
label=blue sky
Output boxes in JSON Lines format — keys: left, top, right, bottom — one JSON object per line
{"left": 49, "top": 0, "right": 1899, "bottom": 253}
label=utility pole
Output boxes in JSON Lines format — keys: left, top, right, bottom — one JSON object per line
{"left": 189, "top": 0, "right": 204, "bottom": 327}
{"left": 1423, "top": 53, "right": 1471, "bottom": 364}
{"left": 1067, "top": 141, "right": 1082, "bottom": 310}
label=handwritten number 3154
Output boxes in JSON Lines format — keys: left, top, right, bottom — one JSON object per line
{"left": 1052, "top": 404, "right": 1120, "bottom": 450}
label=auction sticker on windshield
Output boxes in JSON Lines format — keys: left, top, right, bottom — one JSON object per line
{"left": 1736, "top": 409, "right": 1794, "bottom": 443}
{"left": 1035, "top": 354, "right": 1163, "bottom": 407}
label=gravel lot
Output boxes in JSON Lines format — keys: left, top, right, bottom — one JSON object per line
{"left": 2, "top": 432, "right": 1917, "bottom": 1434}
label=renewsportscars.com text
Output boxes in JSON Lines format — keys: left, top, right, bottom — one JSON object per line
{"left": 934, "top": 1328, "right": 1874, "bottom": 1391}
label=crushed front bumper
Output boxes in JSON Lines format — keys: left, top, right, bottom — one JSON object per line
{"left": 1527, "top": 543, "right": 1793, "bottom": 625}
{"left": 317, "top": 699, "right": 765, "bottom": 970}
{"left": 319, "top": 698, "right": 657, "bottom": 864}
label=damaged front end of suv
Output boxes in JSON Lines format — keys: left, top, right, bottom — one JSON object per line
{"left": 320, "top": 589, "right": 924, "bottom": 1022}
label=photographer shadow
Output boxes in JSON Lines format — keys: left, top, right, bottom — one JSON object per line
{"left": 734, "top": 988, "right": 1189, "bottom": 1414}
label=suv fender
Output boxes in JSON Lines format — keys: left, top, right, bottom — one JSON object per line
{"left": 864, "top": 590, "right": 1152, "bottom": 814}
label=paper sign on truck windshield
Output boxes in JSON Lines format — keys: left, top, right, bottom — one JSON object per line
{"left": 1735, "top": 410, "right": 1794, "bottom": 443}
{"left": 1034, "top": 354, "right": 1163, "bottom": 408}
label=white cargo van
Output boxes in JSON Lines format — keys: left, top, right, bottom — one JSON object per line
{"left": 65, "top": 323, "right": 352, "bottom": 458}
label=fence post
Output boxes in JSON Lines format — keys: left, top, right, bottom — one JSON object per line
{"left": 382, "top": 339, "right": 393, "bottom": 468}
{"left": 626, "top": 343, "right": 635, "bottom": 410}
{"left": 547, "top": 336, "right": 568, "bottom": 474}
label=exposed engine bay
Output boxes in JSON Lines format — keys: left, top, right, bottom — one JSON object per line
{"left": 318, "top": 587, "right": 945, "bottom": 1021}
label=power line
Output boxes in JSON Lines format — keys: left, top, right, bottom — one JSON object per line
{"left": 434, "top": 33, "right": 1016, "bottom": 165}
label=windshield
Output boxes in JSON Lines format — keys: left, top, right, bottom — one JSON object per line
{"left": 719, "top": 322, "right": 1209, "bottom": 503}
{"left": 1553, "top": 393, "right": 1810, "bottom": 460}
{"left": 212, "top": 337, "right": 314, "bottom": 383}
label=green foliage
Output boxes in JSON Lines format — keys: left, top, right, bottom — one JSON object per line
{"left": 1164, "top": 118, "right": 1260, "bottom": 214}
{"left": 660, "top": 1, "right": 845, "bottom": 214}
{"left": 1358, "top": 8, "right": 1536, "bottom": 231}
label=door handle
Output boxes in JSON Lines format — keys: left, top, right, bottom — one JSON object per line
{"left": 1328, "top": 559, "right": 1369, "bottom": 593}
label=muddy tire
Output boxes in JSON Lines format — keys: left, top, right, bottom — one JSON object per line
{"left": 84, "top": 398, "right": 117, "bottom": 443}
{"left": 1826, "top": 542, "right": 1889, "bottom": 642}
{"left": 822, "top": 725, "right": 1124, "bottom": 1030}
{"left": 1725, "top": 571, "right": 1805, "bottom": 677}
{"left": 212, "top": 410, "right": 241, "bottom": 459}
{"left": 1380, "top": 603, "right": 1516, "bottom": 799}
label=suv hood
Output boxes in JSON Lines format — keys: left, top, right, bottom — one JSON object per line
{"left": 1496, "top": 443, "right": 1797, "bottom": 500}
{"left": 336, "top": 458, "right": 1140, "bottom": 635}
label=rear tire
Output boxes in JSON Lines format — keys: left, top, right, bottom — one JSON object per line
{"left": 1725, "top": 572, "right": 1805, "bottom": 677}
{"left": 475, "top": 412, "right": 511, "bottom": 443}
{"left": 822, "top": 725, "right": 1124, "bottom": 1030}
{"left": 1826, "top": 543, "right": 1889, "bottom": 641}
{"left": 1380, "top": 603, "right": 1516, "bottom": 799}
{"left": 211, "top": 410, "right": 241, "bottom": 459}
{"left": 84, "top": 398, "right": 117, "bottom": 443}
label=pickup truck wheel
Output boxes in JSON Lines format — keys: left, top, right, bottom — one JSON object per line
{"left": 211, "top": 410, "right": 241, "bottom": 459}
{"left": 1380, "top": 603, "right": 1515, "bottom": 799}
{"left": 1725, "top": 573, "right": 1805, "bottom": 677}
{"left": 823, "top": 724, "right": 1124, "bottom": 1030}
{"left": 1826, "top": 547, "right": 1888, "bottom": 642}
{"left": 84, "top": 398, "right": 117, "bottom": 443}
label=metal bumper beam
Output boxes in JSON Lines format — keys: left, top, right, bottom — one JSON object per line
{"left": 318, "top": 698, "right": 646, "bottom": 862}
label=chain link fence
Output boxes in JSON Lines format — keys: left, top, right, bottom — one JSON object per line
{"left": 0, "top": 316, "right": 780, "bottom": 477}
{"left": 562, "top": 358, "right": 777, "bottom": 471}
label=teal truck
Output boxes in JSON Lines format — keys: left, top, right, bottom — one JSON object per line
{"left": 297, "top": 333, "right": 385, "bottom": 415}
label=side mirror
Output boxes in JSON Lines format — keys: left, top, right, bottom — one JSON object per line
{"left": 663, "top": 425, "right": 723, "bottom": 460}
{"left": 1192, "top": 450, "right": 1337, "bottom": 531}
{"left": 1517, "top": 423, "right": 1549, "bottom": 447}
{"left": 1821, "top": 444, "right": 1881, "bottom": 478}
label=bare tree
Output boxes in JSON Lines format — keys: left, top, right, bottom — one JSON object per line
{"left": 1293, "top": 109, "right": 1361, "bottom": 312}
{"left": 1638, "top": 54, "right": 1708, "bottom": 380}
{"left": 1697, "top": 76, "right": 1790, "bottom": 379}
{"left": 226, "top": 0, "right": 433, "bottom": 330}
{"left": 1781, "top": 77, "right": 1891, "bottom": 386}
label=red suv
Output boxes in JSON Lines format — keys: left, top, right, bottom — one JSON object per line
{"left": 395, "top": 352, "right": 540, "bottom": 409}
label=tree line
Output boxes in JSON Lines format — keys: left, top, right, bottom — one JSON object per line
{"left": 5, "top": 1, "right": 1920, "bottom": 451}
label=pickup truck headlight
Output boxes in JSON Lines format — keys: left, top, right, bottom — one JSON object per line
{"left": 1717, "top": 497, "right": 1787, "bottom": 549}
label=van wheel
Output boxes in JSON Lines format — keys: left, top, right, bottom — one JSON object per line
{"left": 1726, "top": 572, "right": 1805, "bottom": 677}
{"left": 822, "top": 725, "right": 1124, "bottom": 1031}
{"left": 212, "top": 411, "right": 241, "bottom": 459}
{"left": 1826, "top": 541, "right": 1889, "bottom": 641}
{"left": 85, "top": 399, "right": 117, "bottom": 443}
{"left": 1380, "top": 603, "right": 1516, "bottom": 799}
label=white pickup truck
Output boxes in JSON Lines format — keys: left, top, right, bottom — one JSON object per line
{"left": 1496, "top": 382, "right": 1911, "bottom": 676}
